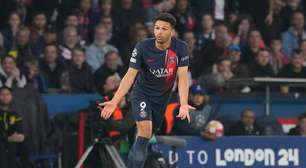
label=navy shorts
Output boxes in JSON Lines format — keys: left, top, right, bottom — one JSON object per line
{"left": 131, "top": 92, "right": 167, "bottom": 131}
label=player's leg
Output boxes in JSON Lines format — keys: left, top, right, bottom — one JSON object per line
{"left": 128, "top": 99, "right": 153, "bottom": 168}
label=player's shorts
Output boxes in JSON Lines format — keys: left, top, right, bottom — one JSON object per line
{"left": 130, "top": 91, "right": 167, "bottom": 131}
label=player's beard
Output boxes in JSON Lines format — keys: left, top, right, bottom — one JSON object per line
{"left": 156, "top": 36, "right": 165, "bottom": 44}
{"left": 156, "top": 35, "right": 171, "bottom": 45}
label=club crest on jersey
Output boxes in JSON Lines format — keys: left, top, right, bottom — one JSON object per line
{"left": 168, "top": 57, "right": 176, "bottom": 63}
{"left": 149, "top": 68, "right": 174, "bottom": 78}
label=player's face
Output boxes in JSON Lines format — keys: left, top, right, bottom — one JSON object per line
{"left": 154, "top": 20, "right": 173, "bottom": 44}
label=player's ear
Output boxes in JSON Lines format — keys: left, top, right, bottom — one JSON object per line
{"left": 171, "top": 29, "right": 177, "bottom": 37}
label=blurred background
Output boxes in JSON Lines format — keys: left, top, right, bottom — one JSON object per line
{"left": 0, "top": 0, "right": 306, "bottom": 167}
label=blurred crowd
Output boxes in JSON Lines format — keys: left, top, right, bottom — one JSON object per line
{"left": 0, "top": 0, "right": 306, "bottom": 95}
{"left": 1, "top": 0, "right": 306, "bottom": 167}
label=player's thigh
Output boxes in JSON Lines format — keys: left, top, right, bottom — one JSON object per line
{"left": 136, "top": 120, "right": 152, "bottom": 138}
{"left": 151, "top": 102, "right": 167, "bottom": 133}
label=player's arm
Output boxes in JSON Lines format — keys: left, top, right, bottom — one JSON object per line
{"left": 100, "top": 42, "right": 142, "bottom": 119}
{"left": 177, "top": 66, "right": 189, "bottom": 106}
{"left": 111, "top": 67, "right": 138, "bottom": 104}
{"left": 100, "top": 67, "right": 138, "bottom": 119}
{"left": 176, "top": 66, "right": 195, "bottom": 123}
{"left": 176, "top": 42, "right": 195, "bottom": 122}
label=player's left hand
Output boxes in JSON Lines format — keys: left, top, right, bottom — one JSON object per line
{"left": 176, "top": 104, "right": 195, "bottom": 123}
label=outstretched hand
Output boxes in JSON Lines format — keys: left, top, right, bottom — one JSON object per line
{"left": 99, "top": 101, "right": 117, "bottom": 119}
{"left": 176, "top": 104, "right": 195, "bottom": 123}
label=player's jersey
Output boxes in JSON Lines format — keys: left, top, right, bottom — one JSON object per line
{"left": 129, "top": 38, "right": 189, "bottom": 103}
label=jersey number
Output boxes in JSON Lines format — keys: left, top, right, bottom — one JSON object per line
{"left": 140, "top": 101, "right": 146, "bottom": 111}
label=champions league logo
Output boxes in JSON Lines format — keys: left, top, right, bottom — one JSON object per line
{"left": 149, "top": 68, "right": 174, "bottom": 78}
{"left": 132, "top": 48, "right": 137, "bottom": 57}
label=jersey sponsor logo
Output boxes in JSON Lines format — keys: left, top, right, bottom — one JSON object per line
{"left": 149, "top": 67, "right": 174, "bottom": 78}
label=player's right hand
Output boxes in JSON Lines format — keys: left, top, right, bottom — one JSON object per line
{"left": 99, "top": 101, "right": 117, "bottom": 119}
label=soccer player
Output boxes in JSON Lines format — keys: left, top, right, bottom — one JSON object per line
{"left": 100, "top": 13, "right": 194, "bottom": 167}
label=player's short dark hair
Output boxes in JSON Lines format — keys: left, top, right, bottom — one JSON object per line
{"left": 154, "top": 13, "right": 176, "bottom": 28}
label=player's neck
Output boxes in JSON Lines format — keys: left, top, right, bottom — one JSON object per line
{"left": 155, "top": 39, "right": 172, "bottom": 51}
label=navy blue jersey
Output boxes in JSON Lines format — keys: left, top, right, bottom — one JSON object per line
{"left": 129, "top": 38, "right": 189, "bottom": 103}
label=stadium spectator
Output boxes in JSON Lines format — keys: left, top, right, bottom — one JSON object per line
{"left": 86, "top": 24, "right": 118, "bottom": 72}
{"left": 241, "top": 29, "right": 265, "bottom": 64}
{"left": 227, "top": 44, "right": 249, "bottom": 78}
{"left": 183, "top": 31, "right": 204, "bottom": 79}
{"left": 196, "top": 13, "right": 215, "bottom": 48}
{"left": 234, "top": 0, "right": 269, "bottom": 32}
{"left": 201, "top": 23, "right": 231, "bottom": 74}
{"left": 113, "top": 0, "right": 144, "bottom": 41}
{"left": 0, "top": 86, "right": 31, "bottom": 168}
{"left": 100, "top": 15, "right": 122, "bottom": 51}
{"left": 59, "top": 26, "right": 82, "bottom": 61}
{"left": 270, "top": 38, "right": 289, "bottom": 74}
{"left": 93, "top": 0, "right": 114, "bottom": 24}
{"left": 233, "top": 14, "right": 253, "bottom": 48}
{"left": 169, "top": 84, "right": 213, "bottom": 135}
{"left": 288, "top": 112, "right": 306, "bottom": 136}
{"left": 249, "top": 48, "right": 275, "bottom": 77}
{"left": 121, "top": 24, "right": 149, "bottom": 65}
{"left": 227, "top": 108, "right": 264, "bottom": 136}
{"left": 281, "top": 0, "right": 305, "bottom": 31}
{"left": 264, "top": 0, "right": 285, "bottom": 42}
{"left": 1, "top": 11, "right": 22, "bottom": 51}
{"left": 24, "top": 57, "right": 47, "bottom": 93}
{"left": 75, "top": 0, "right": 94, "bottom": 42}
{"left": 61, "top": 47, "right": 94, "bottom": 93}
{"left": 278, "top": 49, "right": 306, "bottom": 94}
{"left": 33, "top": 26, "right": 58, "bottom": 58}
{"left": 30, "top": 11, "right": 48, "bottom": 44}
{"left": 300, "top": 39, "right": 306, "bottom": 66}
{"left": 281, "top": 11, "right": 306, "bottom": 57}
{"left": 0, "top": 55, "right": 26, "bottom": 88}
{"left": 87, "top": 86, "right": 134, "bottom": 167}
{"left": 94, "top": 51, "right": 125, "bottom": 95}
{"left": 102, "top": 74, "right": 121, "bottom": 95}
{"left": 14, "top": 26, "right": 36, "bottom": 67}
{"left": 39, "top": 44, "right": 66, "bottom": 93}
{"left": 198, "top": 58, "right": 234, "bottom": 93}
{"left": 170, "top": 0, "right": 196, "bottom": 36}
{"left": 144, "top": 0, "right": 176, "bottom": 25}
{"left": 64, "top": 12, "right": 80, "bottom": 28}
{"left": 194, "top": 0, "right": 231, "bottom": 22}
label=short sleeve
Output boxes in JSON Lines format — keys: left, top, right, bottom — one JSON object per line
{"left": 129, "top": 43, "right": 142, "bottom": 70}
{"left": 178, "top": 42, "right": 189, "bottom": 67}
